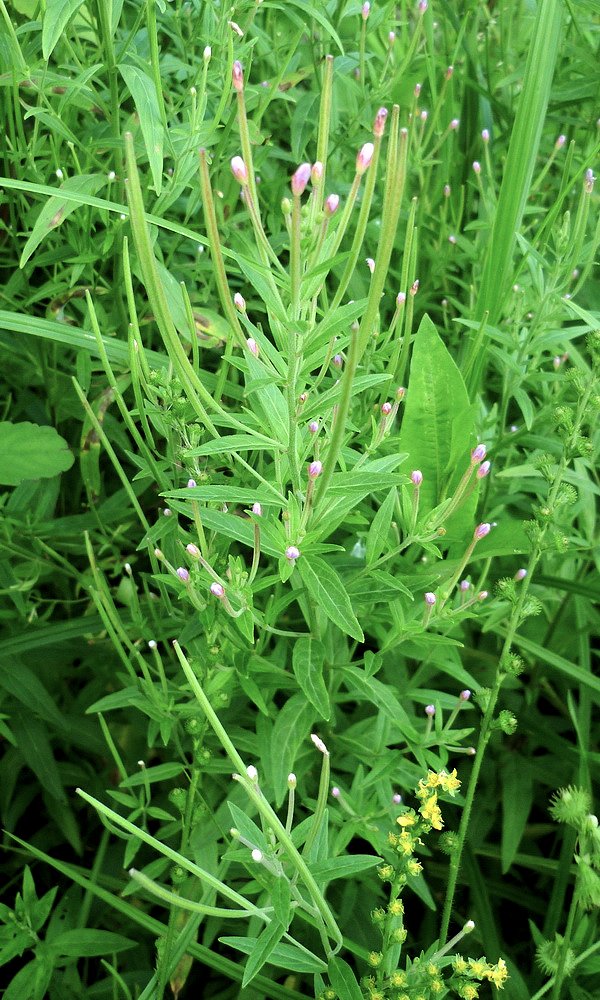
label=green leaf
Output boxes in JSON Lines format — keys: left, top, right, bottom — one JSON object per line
{"left": 311, "top": 855, "right": 381, "bottom": 883}
{"left": 501, "top": 756, "right": 533, "bottom": 873}
{"left": 4, "top": 958, "right": 53, "bottom": 1000}
{"left": 242, "top": 921, "right": 286, "bottom": 986}
{"left": 0, "top": 660, "right": 66, "bottom": 729}
{"left": 220, "top": 936, "right": 326, "bottom": 974}
{"left": 270, "top": 694, "right": 315, "bottom": 804}
{"left": 184, "top": 434, "right": 277, "bottom": 457}
{"left": 398, "top": 314, "right": 475, "bottom": 539}
{"left": 119, "top": 65, "right": 165, "bottom": 194}
{"left": 366, "top": 488, "right": 397, "bottom": 565}
{"left": 10, "top": 713, "right": 65, "bottom": 802}
{"left": 227, "top": 803, "right": 269, "bottom": 855}
{"left": 328, "top": 957, "right": 364, "bottom": 1000}
{"left": 42, "top": 0, "right": 86, "bottom": 58}
{"left": 299, "top": 557, "right": 363, "bottom": 642}
{"left": 270, "top": 879, "right": 292, "bottom": 929}
{"left": 341, "top": 666, "right": 418, "bottom": 740}
{"left": 49, "top": 928, "right": 136, "bottom": 957}
{"left": 20, "top": 175, "right": 105, "bottom": 267}
{"left": 292, "top": 638, "right": 331, "bottom": 720}
{"left": 0, "top": 422, "right": 74, "bottom": 486}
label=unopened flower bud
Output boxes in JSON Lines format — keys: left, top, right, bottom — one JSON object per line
{"left": 187, "top": 478, "right": 197, "bottom": 488}
{"left": 474, "top": 522, "right": 491, "bottom": 540}
{"left": 246, "top": 337, "right": 259, "bottom": 357}
{"left": 148, "top": 640, "right": 157, "bottom": 649}
{"left": 331, "top": 786, "right": 340, "bottom": 798}
{"left": 418, "top": 1, "right": 428, "bottom": 13}
{"left": 203, "top": 45, "right": 211, "bottom": 61}
{"left": 460, "top": 580, "right": 470, "bottom": 592}
{"left": 396, "top": 291, "right": 406, "bottom": 307}
{"left": 445, "top": 64, "right": 454, "bottom": 80}
{"left": 308, "top": 420, "right": 319, "bottom": 434}
{"left": 366, "top": 257, "right": 375, "bottom": 274}
{"left": 333, "top": 353, "right": 343, "bottom": 368}
{"left": 473, "top": 160, "right": 481, "bottom": 174}
{"left": 460, "top": 689, "right": 471, "bottom": 700}
{"left": 163, "top": 508, "right": 172, "bottom": 516}
{"left": 414, "top": 82, "right": 422, "bottom": 98}
{"left": 232, "top": 60, "right": 244, "bottom": 91}
{"left": 356, "top": 142, "right": 374, "bottom": 175}
{"left": 324, "top": 193, "right": 340, "bottom": 216}
{"left": 381, "top": 401, "right": 392, "bottom": 416}
{"left": 482, "top": 128, "right": 490, "bottom": 142}
{"left": 311, "top": 161, "right": 323, "bottom": 182}
{"left": 424, "top": 704, "right": 435, "bottom": 717}
{"left": 291, "top": 162, "right": 311, "bottom": 196}
{"left": 285, "top": 545, "right": 300, "bottom": 561}
{"left": 424, "top": 592, "right": 437, "bottom": 606}
{"left": 298, "top": 391, "right": 308, "bottom": 403}
{"left": 251, "top": 848, "right": 262, "bottom": 862}
{"left": 308, "top": 460, "right": 322, "bottom": 479}
{"left": 443, "top": 184, "right": 451, "bottom": 197}
{"left": 448, "top": 234, "right": 457, "bottom": 244}
{"left": 411, "top": 470, "right": 423, "bottom": 485}
{"left": 231, "top": 156, "right": 248, "bottom": 184}
{"left": 210, "top": 581, "right": 225, "bottom": 598}
{"left": 420, "top": 109, "right": 428, "bottom": 122}
{"left": 471, "top": 444, "right": 487, "bottom": 462}
{"left": 362, "top": 1, "right": 370, "bottom": 19}
{"left": 477, "top": 590, "right": 489, "bottom": 600}
{"left": 107, "top": 170, "right": 116, "bottom": 181}
{"left": 450, "top": 118, "right": 460, "bottom": 130}
{"left": 584, "top": 168, "right": 595, "bottom": 194}
{"left": 555, "top": 134, "right": 566, "bottom": 149}
{"left": 234, "top": 292, "right": 246, "bottom": 312}
{"left": 186, "top": 543, "right": 200, "bottom": 558}
{"left": 389, "top": 30, "right": 395, "bottom": 45}
{"left": 287, "top": 772, "right": 296, "bottom": 788}
{"left": 476, "top": 460, "right": 491, "bottom": 478}
{"left": 396, "top": 386, "right": 405, "bottom": 401}
{"left": 246, "top": 764, "right": 258, "bottom": 780}
{"left": 373, "top": 107, "right": 388, "bottom": 137}
{"left": 410, "top": 279, "right": 419, "bottom": 296}
{"left": 177, "top": 567, "right": 190, "bottom": 582}
{"left": 514, "top": 568, "right": 527, "bottom": 581}
{"left": 311, "top": 733, "right": 329, "bottom": 755}
{"left": 392, "top": 792, "right": 402, "bottom": 804}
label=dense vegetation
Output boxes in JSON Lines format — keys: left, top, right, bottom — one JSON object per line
{"left": 0, "top": 1, "right": 598, "bottom": 998}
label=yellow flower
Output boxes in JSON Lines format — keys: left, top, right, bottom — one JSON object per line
{"left": 439, "top": 768, "right": 461, "bottom": 794}
{"left": 453, "top": 956, "right": 468, "bottom": 974}
{"left": 486, "top": 958, "right": 509, "bottom": 988}
{"left": 468, "top": 958, "right": 488, "bottom": 978}
{"left": 388, "top": 898, "right": 404, "bottom": 916}
{"left": 420, "top": 794, "right": 444, "bottom": 830}
{"left": 368, "top": 951, "right": 382, "bottom": 967}
{"left": 462, "top": 986, "right": 479, "bottom": 1000}
{"left": 390, "top": 971, "right": 407, "bottom": 988}
{"left": 398, "top": 830, "right": 415, "bottom": 855}
{"left": 397, "top": 812, "right": 417, "bottom": 827}
{"left": 407, "top": 859, "right": 423, "bottom": 876}
{"left": 430, "top": 978, "right": 444, "bottom": 994}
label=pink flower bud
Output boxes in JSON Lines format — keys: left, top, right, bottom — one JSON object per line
{"left": 234, "top": 292, "right": 246, "bottom": 312}
{"left": 481, "top": 128, "right": 490, "bottom": 142}
{"left": 362, "top": 1, "right": 370, "bottom": 19}
{"left": 246, "top": 338, "right": 259, "bottom": 356}
{"left": 476, "top": 460, "right": 491, "bottom": 479}
{"left": 366, "top": 257, "right": 375, "bottom": 274}
{"left": 308, "top": 460, "right": 322, "bottom": 479}
{"left": 446, "top": 65, "right": 454, "bottom": 80}
{"left": 414, "top": 82, "right": 422, "bottom": 98}
{"left": 356, "top": 142, "right": 374, "bottom": 175}
{"left": 443, "top": 184, "right": 451, "bottom": 197}
{"left": 324, "top": 193, "right": 339, "bottom": 216}
{"left": 448, "top": 234, "right": 457, "bottom": 244}
{"left": 311, "top": 161, "right": 323, "bottom": 182}
{"left": 176, "top": 567, "right": 190, "bottom": 582}
{"left": 187, "top": 478, "right": 197, "bottom": 488}
{"left": 555, "top": 134, "right": 566, "bottom": 149}
{"left": 514, "top": 568, "right": 527, "bottom": 581}
{"left": 460, "top": 689, "right": 471, "bottom": 700}
{"left": 308, "top": 420, "right": 319, "bottom": 434}
{"left": 410, "top": 279, "right": 419, "bottom": 296}
{"left": 389, "top": 30, "right": 395, "bottom": 45}
{"left": 418, "top": 1, "right": 428, "bottom": 13}
{"left": 333, "top": 353, "right": 343, "bottom": 368}
{"left": 425, "top": 704, "right": 435, "bottom": 716}
{"left": 424, "top": 592, "right": 437, "bottom": 606}
{"left": 411, "top": 470, "right": 423, "bottom": 485}
{"left": 471, "top": 444, "right": 487, "bottom": 462}
{"left": 373, "top": 107, "right": 388, "bottom": 137}
{"left": 381, "top": 401, "right": 392, "bottom": 416}
{"left": 474, "top": 522, "right": 491, "bottom": 541}
{"left": 298, "top": 392, "right": 308, "bottom": 403}
{"left": 186, "top": 543, "right": 200, "bottom": 558}
{"left": 450, "top": 118, "right": 460, "bottom": 130}
{"left": 331, "top": 786, "right": 341, "bottom": 798}
{"left": 231, "top": 156, "right": 248, "bottom": 184}
{"left": 460, "top": 580, "right": 470, "bottom": 591}
{"left": 232, "top": 60, "right": 244, "bottom": 92}
{"left": 396, "top": 291, "right": 406, "bottom": 306}
{"left": 252, "top": 502, "right": 262, "bottom": 517}
{"left": 311, "top": 733, "right": 329, "bottom": 755}
{"left": 472, "top": 160, "right": 481, "bottom": 174}
{"left": 291, "top": 162, "right": 311, "bottom": 196}
{"left": 392, "top": 792, "right": 402, "bottom": 804}
{"left": 285, "top": 545, "right": 301, "bottom": 561}
{"left": 477, "top": 590, "right": 488, "bottom": 600}
{"left": 584, "top": 168, "right": 595, "bottom": 194}
{"left": 420, "top": 109, "right": 428, "bottom": 122}
{"left": 210, "top": 581, "right": 225, "bottom": 598}
{"left": 396, "top": 386, "right": 405, "bottom": 401}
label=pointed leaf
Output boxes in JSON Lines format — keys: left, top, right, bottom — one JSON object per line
{"left": 242, "top": 921, "right": 286, "bottom": 986}
{"left": 299, "top": 557, "right": 363, "bottom": 642}
{"left": 292, "top": 638, "right": 330, "bottom": 720}
{"left": 119, "top": 64, "right": 164, "bottom": 194}
{"left": 328, "top": 957, "right": 364, "bottom": 1000}
{"left": 42, "top": 0, "right": 86, "bottom": 58}
{"left": 20, "top": 175, "right": 105, "bottom": 267}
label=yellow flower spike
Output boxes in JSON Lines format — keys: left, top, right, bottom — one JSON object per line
{"left": 453, "top": 956, "right": 468, "bottom": 974}
{"left": 468, "top": 958, "right": 488, "bottom": 977}
{"left": 388, "top": 898, "right": 404, "bottom": 916}
{"left": 431, "top": 979, "right": 444, "bottom": 994}
{"left": 397, "top": 812, "right": 417, "bottom": 827}
{"left": 487, "top": 958, "right": 509, "bottom": 988}
{"left": 397, "top": 831, "right": 415, "bottom": 855}
{"left": 420, "top": 793, "right": 444, "bottom": 830}
{"left": 439, "top": 768, "right": 461, "bottom": 794}
{"left": 390, "top": 971, "right": 407, "bottom": 988}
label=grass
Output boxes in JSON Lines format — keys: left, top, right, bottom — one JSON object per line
{"left": 0, "top": 1, "right": 599, "bottom": 998}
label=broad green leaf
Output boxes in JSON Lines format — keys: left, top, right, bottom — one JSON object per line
{"left": 42, "top": 0, "right": 86, "bottom": 59}
{"left": 4, "top": 957, "right": 53, "bottom": 1000}
{"left": 501, "top": 756, "right": 533, "bottom": 872}
{"left": 292, "top": 638, "right": 331, "bottom": 720}
{"left": 0, "top": 660, "right": 66, "bottom": 728}
{"left": 49, "top": 928, "right": 136, "bottom": 957}
{"left": 299, "top": 557, "right": 363, "bottom": 642}
{"left": 20, "top": 175, "right": 105, "bottom": 267}
{"left": 119, "top": 64, "right": 164, "bottom": 194}
{"left": 270, "top": 694, "right": 315, "bottom": 804}
{"left": 0, "top": 421, "right": 74, "bottom": 486}
{"left": 270, "top": 878, "right": 292, "bottom": 929}
{"left": 10, "top": 713, "right": 65, "bottom": 802}
{"left": 311, "top": 855, "right": 380, "bottom": 883}
{"left": 228, "top": 803, "right": 269, "bottom": 855}
{"left": 242, "top": 921, "right": 286, "bottom": 986}
{"left": 341, "top": 666, "right": 418, "bottom": 740}
{"left": 398, "top": 314, "right": 476, "bottom": 540}
{"left": 328, "top": 957, "right": 364, "bottom": 1000}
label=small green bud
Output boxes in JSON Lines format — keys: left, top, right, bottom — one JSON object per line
{"left": 439, "top": 831, "right": 460, "bottom": 854}
{"left": 370, "top": 907, "right": 386, "bottom": 924}
{"left": 168, "top": 788, "right": 187, "bottom": 812}
{"left": 377, "top": 864, "right": 395, "bottom": 881}
{"left": 171, "top": 865, "right": 187, "bottom": 885}
{"left": 184, "top": 718, "right": 203, "bottom": 735}
{"left": 496, "top": 710, "right": 517, "bottom": 735}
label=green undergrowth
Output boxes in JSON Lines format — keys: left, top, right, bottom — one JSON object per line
{"left": 0, "top": 1, "right": 599, "bottom": 999}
